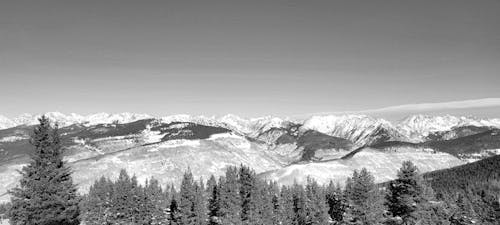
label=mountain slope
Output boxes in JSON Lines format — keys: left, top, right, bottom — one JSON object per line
{"left": 370, "top": 129, "right": 500, "bottom": 161}
{"left": 260, "top": 147, "right": 463, "bottom": 186}
{"left": 423, "top": 155, "right": 500, "bottom": 224}
{"left": 301, "top": 115, "right": 404, "bottom": 146}
{"left": 2, "top": 112, "right": 500, "bottom": 205}
{"left": 0, "top": 133, "right": 287, "bottom": 203}
{"left": 398, "top": 114, "right": 500, "bottom": 142}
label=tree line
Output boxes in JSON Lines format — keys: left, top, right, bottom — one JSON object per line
{"left": 3, "top": 116, "right": 499, "bottom": 224}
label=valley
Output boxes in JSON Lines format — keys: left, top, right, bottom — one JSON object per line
{"left": 1, "top": 112, "right": 499, "bottom": 203}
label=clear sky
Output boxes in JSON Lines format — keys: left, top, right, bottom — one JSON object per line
{"left": 0, "top": 0, "right": 499, "bottom": 118}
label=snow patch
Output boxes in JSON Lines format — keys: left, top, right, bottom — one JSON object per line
{"left": 155, "top": 139, "right": 201, "bottom": 149}
{"left": 0, "top": 135, "right": 28, "bottom": 143}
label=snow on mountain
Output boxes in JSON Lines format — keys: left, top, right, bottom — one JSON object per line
{"left": 160, "top": 114, "right": 220, "bottom": 127}
{"left": 0, "top": 115, "right": 15, "bottom": 130}
{"left": 217, "top": 114, "right": 252, "bottom": 134}
{"left": 0, "top": 112, "right": 152, "bottom": 129}
{"left": 218, "top": 114, "right": 288, "bottom": 137}
{"left": 83, "top": 112, "right": 151, "bottom": 125}
{"left": 11, "top": 113, "right": 39, "bottom": 126}
{"left": 1, "top": 112, "right": 500, "bottom": 146}
{"left": 260, "top": 147, "right": 464, "bottom": 186}
{"left": 300, "top": 115, "right": 402, "bottom": 146}
{"left": 397, "top": 114, "right": 500, "bottom": 142}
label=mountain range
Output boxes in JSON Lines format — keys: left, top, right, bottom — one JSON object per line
{"left": 0, "top": 112, "right": 499, "bottom": 203}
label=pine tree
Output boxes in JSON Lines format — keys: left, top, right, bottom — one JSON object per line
{"left": 9, "top": 116, "right": 80, "bottom": 225}
{"left": 81, "top": 176, "right": 113, "bottom": 224}
{"left": 279, "top": 185, "right": 295, "bottom": 225}
{"left": 386, "top": 161, "right": 450, "bottom": 225}
{"left": 386, "top": 161, "right": 421, "bottom": 223}
{"left": 169, "top": 198, "right": 180, "bottom": 225}
{"left": 110, "top": 169, "right": 134, "bottom": 223}
{"left": 450, "top": 193, "right": 476, "bottom": 225}
{"left": 207, "top": 176, "right": 221, "bottom": 225}
{"left": 131, "top": 175, "right": 154, "bottom": 225}
{"left": 193, "top": 178, "right": 207, "bottom": 225}
{"left": 238, "top": 165, "right": 256, "bottom": 223}
{"left": 304, "top": 177, "right": 330, "bottom": 225}
{"left": 178, "top": 169, "right": 197, "bottom": 225}
{"left": 219, "top": 166, "right": 242, "bottom": 225}
{"left": 269, "top": 181, "right": 282, "bottom": 225}
{"left": 291, "top": 182, "right": 307, "bottom": 225}
{"left": 325, "top": 181, "right": 345, "bottom": 223}
{"left": 343, "top": 168, "right": 386, "bottom": 225}
{"left": 146, "top": 178, "right": 169, "bottom": 225}
{"left": 246, "top": 180, "right": 274, "bottom": 225}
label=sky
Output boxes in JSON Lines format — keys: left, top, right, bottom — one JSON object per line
{"left": 0, "top": 0, "right": 499, "bottom": 118}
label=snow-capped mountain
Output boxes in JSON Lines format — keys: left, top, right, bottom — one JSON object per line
{"left": 397, "top": 114, "right": 500, "bottom": 142}
{"left": 215, "top": 114, "right": 289, "bottom": 137}
{"left": 0, "top": 115, "right": 16, "bottom": 130}
{"left": 300, "top": 115, "right": 404, "bottom": 146}
{"left": 0, "top": 112, "right": 152, "bottom": 129}
{"left": 83, "top": 112, "right": 152, "bottom": 126}
{"left": 1, "top": 112, "right": 500, "bottom": 203}
{"left": 160, "top": 114, "right": 218, "bottom": 126}
{"left": 1, "top": 112, "right": 500, "bottom": 146}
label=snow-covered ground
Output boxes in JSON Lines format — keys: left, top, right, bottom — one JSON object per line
{"left": 261, "top": 148, "right": 464, "bottom": 186}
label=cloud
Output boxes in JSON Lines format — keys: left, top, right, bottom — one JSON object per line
{"left": 357, "top": 98, "right": 500, "bottom": 114}
{"left": 296, "top": 98, "right": 500, "bottom": 119}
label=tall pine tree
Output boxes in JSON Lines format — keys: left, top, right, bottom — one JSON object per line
{"left": 343, "top": 168, "right": 386, "bottom": 225}
{"left": 218, "top": 166, "right": 242, "bottom": 225}
{"left": 304, "top": 177, "right": 330, "bottom": 225}
{"left": 80, "top": 176, "right": 113, "bottom": 224}
{"left": 386, "top": 161, "right": 451, "bottom": 225}
{"left": 207, "top": 175, "right": 221, "bottom": 225}
{"left": 9, "top": 116, "right": 80, "bottom": 225}
{"left": 325, "top": 181, "right": 345, "bottom": 223}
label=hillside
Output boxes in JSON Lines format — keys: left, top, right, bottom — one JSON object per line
{"left": 369, "top": 129, "right": 500, "bottom": 161}
{"left": 424, "top": 155, "right": 500, "bottom": 194}
{"left": 1, "top": 113, "right": 500, "bottom": 204}
{"left": 260, "top": 148, "right": 463, "bottom": 186}
{"left": 423, "top": 155, "right": 500, "bottom": 223}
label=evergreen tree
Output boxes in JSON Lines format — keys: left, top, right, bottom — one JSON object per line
{"left": 130, "top": 175, "right": 154, "bottom": 225}
{"left": 304, "top": 178, "right": 330, "bottom": 225}
{"left": 450, "top": 193, "right": 476, "bottom": 225}
{"left": 386, "top": 161, "right": 422, "bottom": 223}
{"left": 269, "top": 181, "right": 282, "bottom": 225}
{"left": 110, "top": 169, "right": 134, "bottom": 223}
{"left": 207, "top": 175, "right": 221, "bottom": 225}
{"left": 145, "top": 178, "right": 169, "bottom": 225}
{"left": 291, "top": 182, "right": 307, "bottom": 225}
{"left": 279, "top": 185, "right": 295, "bottom": 225}
{"left": 81, "top": 176, "right": 113, "bottom": 225}
{"left": 193, "top": 179, "right": 207, "bottom": 225}
{"left": 169, "top": 198, "right": 180, "bottom": 225}
{"left": 325, "top": 181, "right": 345, "bottom": 223}
{"left": 343, "top": 168, "right": 386, "bottom": 225}
{"left": 178, "top": 169, "right": 197, "bottom": 225}
{"left": 386, "top": 161, "right": 450, "bottom": 225}
{"left": 9, "top": 116, "right": 80, "bottom": 225}
{"left": 247, "top": 180, "right": 274, "bottom": 225}
{"left": 238, "top": 165, "right": 256, "bottom": 223}
{"left": 218, "top": 166, "right": 242, "bottom": 225}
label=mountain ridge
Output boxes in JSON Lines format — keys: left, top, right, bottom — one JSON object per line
{"left": 1, "top": 112, "right": 500, "bottom": 203}
{"left": 2, "top": 112, "right": 500, "bottom": 141}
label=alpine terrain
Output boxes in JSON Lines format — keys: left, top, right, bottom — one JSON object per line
{"left": 1, "top": 112, "right": 500, "bottom": 203}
